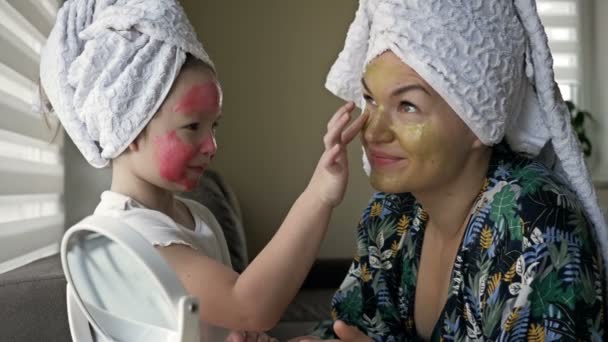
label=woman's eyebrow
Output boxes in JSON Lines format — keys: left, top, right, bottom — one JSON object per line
{"left": 390, "top": 84, "right": 430, "bottom": 97}
{"left": 361, "top": 78, "right": 430, "bottom": 97}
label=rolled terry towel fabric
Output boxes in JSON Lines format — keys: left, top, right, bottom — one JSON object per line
{"left": 328, "top": 0, "right": 608, "bottom": 289}
{"left": 39, "top": 0, "right": 214, "bottom": 168}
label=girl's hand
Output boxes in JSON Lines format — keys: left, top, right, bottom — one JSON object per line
{"left": 289, "top": 320, "right": 372, "bottom": 342}
{"left": 306, "top": 102, "right": 368, "bottom": 208}
{"left": 226, "top": 330, "right": 279, "bottom": 342}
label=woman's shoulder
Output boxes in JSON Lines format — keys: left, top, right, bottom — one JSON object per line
{"left": 366, "top": 191, "right": 418, "bottom": 208}
{"left": 491, "top": 147, "right": 583, "bottom": 212}
{"left": 487, "top": 150, "right": 595, "bottom": 251}
{"left": 361, "top": 191, "right": 418, "bottom": 221}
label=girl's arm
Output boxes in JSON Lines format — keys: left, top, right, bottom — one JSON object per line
{"left": 158, "top": 103, "right": 368, "bottom": 331}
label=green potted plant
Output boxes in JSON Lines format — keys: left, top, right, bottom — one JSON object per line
{"left": 566, "top": 100, "right": 594, "bottom": 157}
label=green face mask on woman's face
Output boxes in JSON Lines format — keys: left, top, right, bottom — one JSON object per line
{"left": 361, "top": 51, "right": 480, "bottom": 194}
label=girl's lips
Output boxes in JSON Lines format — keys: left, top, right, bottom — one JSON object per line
{"left": 187, "top": 166, "right": 207, "bottom": 174}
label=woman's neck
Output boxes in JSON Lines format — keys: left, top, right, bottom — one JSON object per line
{"left": 413, "top": 148, "right": 492, "bottom": 240}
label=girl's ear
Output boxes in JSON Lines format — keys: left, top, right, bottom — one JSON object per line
{"left": 129, "top": 132, "right": 145, "bottom": 152}
{"left": 129, "top": 122, "right": 154, "bottom": 152}
{"left": 128, "top": 140, "right": 139, "bottom": 152}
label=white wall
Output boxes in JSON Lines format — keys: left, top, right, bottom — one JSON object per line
{"left": 589, "top": 0, "right": 608, "bottom": 182}
{"left": 64, "top": 136, "right": 111, "bottom": 227}
{"left": 589, "top": 0, "right": 608, "bottom": 210}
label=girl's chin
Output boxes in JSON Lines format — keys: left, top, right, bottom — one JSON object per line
{"left": 178, "top": 178, "right": 199, "bottom": 192}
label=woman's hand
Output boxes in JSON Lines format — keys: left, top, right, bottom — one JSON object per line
{"left": 288, "top": 320, "right": 373, "bottom": 342}
{"left": 225, "top": 330, "right": 279, "bottom": 342}
{"left": 306, "top": 102, "right": 368, "bottom": 208}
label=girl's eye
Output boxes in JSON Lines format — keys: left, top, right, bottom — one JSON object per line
{"left": 399, "top": 101, "right": 417, "bottom": 113}
{"left": 184, "top": 123, "right": 200, "bottom": 131}
{"left": 212, "top": 121, "right": 220, "bottom": 130}
{"left": 363, "top": 94, "right": 377, "bottom": 107}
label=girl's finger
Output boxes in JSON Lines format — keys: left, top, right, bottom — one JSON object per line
{"left": 327, "top": 102, "right": 355, "bottom": 130}
{"left": 321, "top": 144, "right": 343, "bottom": 169}
{"left": 225, "top": 331, "right": 245, "bottom": 342}
{"left": 341, "top": 111, "right": 369, "bottom": 144}
{"left": 245, "top": 332, "right": 257, "bottom": 342}
{"left": 324, "top": 111, "right": 351, "bottom": 150}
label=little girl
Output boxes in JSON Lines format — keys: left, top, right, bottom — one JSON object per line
{"left": 39, "top": 0, "right": 367, "bottom": 340}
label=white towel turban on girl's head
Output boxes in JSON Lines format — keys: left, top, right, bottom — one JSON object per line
{"left": 39, "top": 0, "right": 214, "bottom": 168}
{"left": 329, "top": 0, "right": 608, "bottom": 277}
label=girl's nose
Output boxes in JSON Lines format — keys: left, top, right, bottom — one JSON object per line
{"left": 199, "top": 130, "right": 217, "bottom": 158}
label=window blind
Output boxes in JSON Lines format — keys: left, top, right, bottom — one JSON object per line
{"left": 0, "top": 0, "right": 62, "bottom": 274}
{"left": 537, "top": 0, "right": 583, "bottom": 102}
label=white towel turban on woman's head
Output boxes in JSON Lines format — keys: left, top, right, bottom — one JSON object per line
{"left": 39, "top": 0, "right": 214, "bottom": 168}
{"left": 328, "top": 0, "right": 608, "bottom": 278}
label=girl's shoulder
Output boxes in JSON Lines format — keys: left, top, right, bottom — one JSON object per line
{"left": 91, "top": 191, "right": 200, "bottom": 250}
{"left": 93, "top": 191, "right": 175, "bottom": 226}
{"left": 175, "top": 196, "right": 216, "bottom": 224}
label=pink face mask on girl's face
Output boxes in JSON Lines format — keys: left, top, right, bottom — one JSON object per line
{"left": 154, "top": 131, "right": 197, "bottom": 191}
{"left": 173, "top": 83, "right": 221, "bottom": 116}
{"left": 153, "top": 81, "right": 221, "bottom": 191}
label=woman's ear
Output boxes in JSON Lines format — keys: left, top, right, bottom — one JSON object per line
{"left": 463, "top": 125, "right": 484, "bottom": 150}
{"left": 471, "top": 137, "right": 485, "bottom": 149}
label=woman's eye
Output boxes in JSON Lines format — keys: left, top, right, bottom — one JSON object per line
{"left": 399, "top": 101, "right": 417, "bottom": 113}
{"left": 184, "top": 123, "right": 200, "bottom": 131}
{"left": 363, "top": 94, "right": 377, "bottom": 107}
{"left": 212, "top": 121, "right": 220, "bottom": 130}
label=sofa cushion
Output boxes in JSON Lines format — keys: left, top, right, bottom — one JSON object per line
{"left": 0, "top": 254, "right": 69, "bottom": 341}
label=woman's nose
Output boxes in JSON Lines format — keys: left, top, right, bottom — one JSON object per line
{"left": 363, "top": 107, "right": 393, "bottom": 144}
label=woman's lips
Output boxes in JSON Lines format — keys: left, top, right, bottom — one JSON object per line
{"left": 368, "top": 151, "right": 405, "bottom": 168}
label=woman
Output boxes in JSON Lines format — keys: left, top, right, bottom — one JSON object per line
{"left": 297, "top": 0, "right": 607, "bottom": 340}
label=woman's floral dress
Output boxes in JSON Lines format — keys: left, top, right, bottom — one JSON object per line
{"left": 314, "top": 144, "right": 605, "bottom": 341}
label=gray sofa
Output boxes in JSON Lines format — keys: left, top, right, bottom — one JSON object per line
{"left": 0, "top": 170, "right": 347, "bottom": 341}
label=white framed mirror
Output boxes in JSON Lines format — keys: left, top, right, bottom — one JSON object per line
{"left": 61, "top": 215, "right": 200, "bottom": 342}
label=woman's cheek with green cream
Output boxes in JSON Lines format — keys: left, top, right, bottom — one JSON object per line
{"left": 369, "top": 113, "right": 443, "bottom": 192}
{"left": 392, "top": 120, "right": 435, "bottom": 160}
